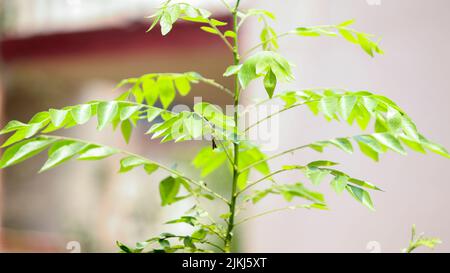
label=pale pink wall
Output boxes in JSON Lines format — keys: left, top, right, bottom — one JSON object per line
{"left": 241, "top": 0, "right": 450, "bottom": 252}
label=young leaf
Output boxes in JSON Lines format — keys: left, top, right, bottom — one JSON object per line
{"left": 160, "top": 12, "right": 173, "bottom": 36}
{"left": 97, "top": 101, "right": 119, "bottom": 130}
{"left": 0, "top": 120, "right": 28, "bottom": 135}
{"left": 305, "top": 167, "right": 330, "bottom": 186}
{"left": 78, "top": 146, "right": 118, "bottom": 161}
{"left": 159, "top": 176, "right": 181, "bottom": 206}
{"left": 263, "top": 68, "right": 277, "bottom": 98}
{"left": 121, "top": 120, "right": 133, "bottom": 144}
{"left": 223, "top": 65, "right": 242, "bottom": 77}
{"left": 174, "top": 76, "right": 191, "bottom": 96}
{"left": 40, "top": 141, "right": 86, "bottom": 172}
{"left": 346, "top": 184, "right": 375, "bottom": 210}
{"left": 142, "top": 78, "right": 159, "bottom": 106}
{"left": 339, "top": 95, "right": 357, "bottom": 121}
{"left": 0, "top": 138, "right": 55, "bottom": 168}
{"left": 49, "top": 109, "right": 68, "bottom": 127}
{"left": 331, "top": 175, "right": 349, "bottom": 194}
{"left": 120, "top": 106, "right": 141, "bottom": 121}
{"left": 120, "top": 156, "right": 148, "bottom": 173}
{"left": 238, "top": 51, "right": 293, "bottom": 91}
{"left": 373, "top": 133, "right": 406, "bottom": 155}
{"left": 71, "top": 104, "right": 92, "bottom": 125}
{"left": 147, "top": 107, "right": 163, "bottom": 123}
{"left": 158, "top": 76, "right": 176, "bottom": 109}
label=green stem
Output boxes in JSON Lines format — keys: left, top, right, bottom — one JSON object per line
{"left": 224, "top": 0, "right": 241, "bottom": 253}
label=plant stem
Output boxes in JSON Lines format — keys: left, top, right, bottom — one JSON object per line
{"left": 224, "top": 0, "right": 241, "bottom": 253}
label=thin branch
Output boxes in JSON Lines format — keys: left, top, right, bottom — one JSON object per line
{"left": 39, "top": 134, "right": 230, "bottom": 204}
{"left": 244, "top": 100, "right": 319, "bottom": 132}
{"left": 208, "top": 19, "right": 234, "bottom": 52}
{"left": 211, "top": 133, "right": 235, "bottom": 169}
{"left": 234, "top": 204, "right": 314, "bottom": 226}
{"left": 243, "top": 31, "right": 293, "bottom": 56}
{"left": 198, "top": 78, "right": 234, "bottom": 97}
{"left": 239, "top": 144, "right": 310, "bottom": 174}
{"left": 192, "top": 112, "right": 236, "bottom": 169}
{"left": 218, "top": 0, "right": 232, "bottom": 11}
{"left": 237, "top": 169, "right": 290, "bottom": 195}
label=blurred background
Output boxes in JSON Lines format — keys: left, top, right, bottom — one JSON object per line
{"left": 0, "top": 0, "right": 449, "bottom": 252}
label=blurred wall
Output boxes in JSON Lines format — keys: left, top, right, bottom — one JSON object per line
{"left": 241, "top": 0, "right": 450, "bottom": 252}
{"left": 0, "top": 15, "right": 233, "bottom": 252}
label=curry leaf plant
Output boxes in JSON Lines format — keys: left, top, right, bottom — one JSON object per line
{"left": 1, "top": 0, "right": 449, "bottom": 253}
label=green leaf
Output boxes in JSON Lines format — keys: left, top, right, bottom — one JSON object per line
{"left": 142, "top": 78, "right": 159, "bottom": 106}
{"left": 354, "top": 135, "right": 382, "bottom": 161}
{"left": 2, "top": 123, "right": 45, "bottom": 147}
{"left": 338, "top": 28, "right": 358, "bottom": 43}
{"left": 160, "top": 12, "right": 173, "bottom": 36}
{"left": 0, "top": 138, "right": 55, "bottom": 168}
{"left": 120, "top": 106, "right": 141, "bottom": 121}
{"left": 263, "top": 68, "right": 277, "bottom": 98}
{"left": 319, "top": 96, "right": 339, "bottom": 119}
{"left": 147, "top": 107, "right": 163, "bottom": 123}
{"left": 223, "top": 65, "right": 242, "bottom": 77}
{"left": 144, "top": 163, "right": 159, "bottom": 175}
{"left": 420, "top": 136, "right": 450, "bottom": 158}
{"left": 279, "top": 183, "right": 325, "bottom": 203}
{"left": 193, "top": 146, "right": 227, "bottom": 177}
{"left": 357, "top": 33, "right": 374, "bottom": 57}
{"left": 71, "top": 104, "right": 92, "bottom": 125}
{"left": 200, "top": 26, "right": 220, "bottom": 35}
{"left": 116, "top": 241, "right": 133, "bottom": 253}
{"left": 191, "top": 229, "right": 207, "bottom": 240}
{"left": 49, "top": 109, "right": 68, "bottom": 127}
{"left": 158, "top": 76, "right": 176, "bottom": 109}
{"left": 97, "top": 101, "right": 119, "bottom": 130}
{"left": 121, "top": 120, "right": 133, "bottom": 144}
{"left": 346, "top": 184, "right": 375, "bottom": 210}
{"left": 174, "top": 76, "right": 191, "bottom": 96}
{"left": 40, "top": 141, "right": 86, "bottom": 172}
{"left": 78, "top": 146, "right": 118, "bottom": 161}
{"left": 400, "top": 135, "right": 426, "bottom": 154}
{"left": 224, "top": 30, "right": 236, "bottom": 38}
{"left": 331, "top": 175, "right": 348, "bottom": 194}
{"left": 238, "top": 51, "right": 293, "bottom": 89}
{"left": 305, "top": 167, "right": 330, "bottom": 186}
{"left": 373, "top": 133, "right": 406, "bottom": 155}
{"left": 329, "top": 138, "right": 354, "bottom": 154}
{"left": 339, "top": 95, "right": 357, "bottom": 120}
{"left": 0, "top": 120, "right": 28, "bottom": 135}
{"left": 183, "top": 237, "right": 196, "bottom": 249}
{"left": 159, "top": 176, "right": 181, "bottom": 206}
{"left": 386, "top": 107, "right": 403, "bottom": 133}
{"left": 119, "top": 156, "right": 148, "bottom": 173}
{"left": 402, "top": 116, "right": 419, "bottom": 140}
{"left": 307, "top": 160, "right": 339, "bottom": 167}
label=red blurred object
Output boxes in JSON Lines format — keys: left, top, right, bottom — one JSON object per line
{"left": 1, "top": 18, "right": 233, "bottom": 64}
